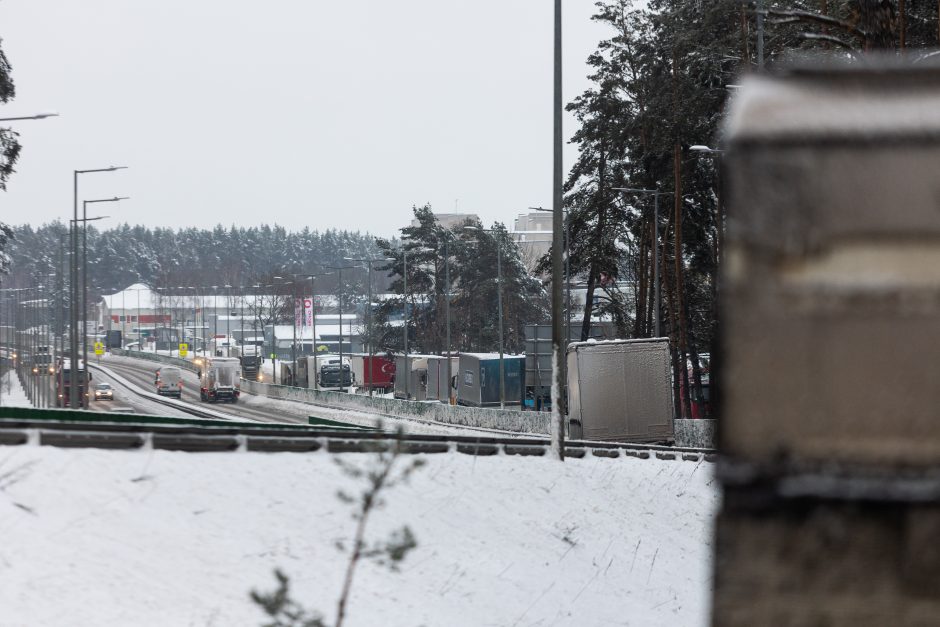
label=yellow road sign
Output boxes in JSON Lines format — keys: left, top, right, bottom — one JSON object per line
{"left": 179, "top": 343, "right": 189, "bottom": 357}
{"left": 94, "top": 342, "right": 104, "bottom": 356}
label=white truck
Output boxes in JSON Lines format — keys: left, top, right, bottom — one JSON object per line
{"left": 198, "top": 356, "right": 241, "bottom": 403}
{"left": 566, "top": 338, "right": 675, "bottom": 444}
{"left": 155, "top": 366, "right": 183, "bottom": 398}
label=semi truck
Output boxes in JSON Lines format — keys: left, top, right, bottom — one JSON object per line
{"left": 239, "top": 344, "right": 263, "bottom": 381}
{"left": 317, "top": 355, "right": 353, "bottom": 390}
{"left": 56, "top": 359, "right": 91, "bottom": 408}
{"left": 198, "top": 356, "right": 241, "bottom": 403}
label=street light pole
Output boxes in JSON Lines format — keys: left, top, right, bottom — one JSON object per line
{"left": 403, "top": 248, "right": 409, "bottom": 401}
{"left": 327, "top": 265, "right": 356, "bottom": 393}
{"left": 443, "top": 239, "right": 453, "bottom": 405}
{"left": 344, "top": 258, "right": 391, "bottom": 398}
{"left": 70, "top": 166, "right": 126, "bottom": 409}
{"left": 496, "top": 243, "right": 505, "bottom": 409}
{"left": 532, "top": 206, "right": 571, "bottom": 343}
{"left": 81, "top": 196, "right": 127, "bottom": 387}
{"left": 551, "top": 0, "right": 566, "bottom": 459}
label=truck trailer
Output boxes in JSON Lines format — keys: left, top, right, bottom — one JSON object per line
{"left": 456, "top": 353, "right": 524, "bottom": 407}
{"left": 566, "top": 338, "right": 674, "bottom": 443}
{"left": 198, "top": 356, "right": 240, "bottom": 403}
{"left": 350, "top": 354, "right": 395, "bottom": 393}
{"left": 56, "top": 359, "right": 91, "bottom": 408}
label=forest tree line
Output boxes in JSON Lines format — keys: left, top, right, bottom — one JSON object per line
{"left": 561, "top": 0, "right": 940, "bottom": 416}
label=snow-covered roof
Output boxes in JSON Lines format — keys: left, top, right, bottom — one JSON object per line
{"left": 460, "top": 352, "right": 525, "bottom": 360}
{"left": 271, "top": 323, "right": 361, "bottom": 341}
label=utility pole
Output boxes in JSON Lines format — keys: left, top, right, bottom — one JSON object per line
{"left": 444, "top": 239, "right": 453, "bottom": 405}
{"left": 403, "top": 248, "right": 409, "bottom": 401}
{"left": 551, "top": 0, "right": 566, "bottom": 459}
{"left": 344, "top": 258, "right": 391, "bottom": 398}
{"left": 70, "top": 166, "right": 126, "bottom": 409}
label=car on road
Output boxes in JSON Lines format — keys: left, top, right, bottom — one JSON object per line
{"left": 94, "top": 383, "right": 114, "bottom": 401}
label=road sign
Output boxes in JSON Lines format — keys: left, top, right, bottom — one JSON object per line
{"left": 94, "top": 342, "right": 104, "bottom": 356}
{"left": 179, "top": 343, "right": 189, "bottom": 357}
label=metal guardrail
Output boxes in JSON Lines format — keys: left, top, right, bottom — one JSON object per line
{"left": 111, "top": 349, "right": 199, "bottom": 373}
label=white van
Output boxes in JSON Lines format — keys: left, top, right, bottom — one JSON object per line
{"left": 155, "top": 366, "right": 183, "bottom": 398}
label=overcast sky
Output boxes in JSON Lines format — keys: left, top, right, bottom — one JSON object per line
{"left": 1, "top": 1, "right": 608, "bottom": 237}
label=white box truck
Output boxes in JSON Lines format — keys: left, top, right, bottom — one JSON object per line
{"left": 566, "top": 338, "right": 674, "bottom": 443}
{"left": 199, "top": 356, "right": 241, "bottom": 403}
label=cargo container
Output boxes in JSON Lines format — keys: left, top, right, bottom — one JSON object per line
{"left": 566, "top": 338, "right": 673, "bottom": 443}
{"left": 350, "top": 353, "right": 395, "bottom": 393}
{"left": 426, "top": 355, "right": 458, "bottom": 402}
{"left": 456, "top": 353, "right": 525, "bottom": 408}
{"left": 393, "top": 355, "right": 431, "bottom": 401}
{"left": 199, "top": 356, "right": 240, "bottom": 403}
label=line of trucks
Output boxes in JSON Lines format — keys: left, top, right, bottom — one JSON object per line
{"left": 263, "top": 339, "right": 695, "bottom": 445}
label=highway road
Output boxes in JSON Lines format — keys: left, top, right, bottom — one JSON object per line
{"left": 97, "top": 355, "right": 312, "bottom": 424}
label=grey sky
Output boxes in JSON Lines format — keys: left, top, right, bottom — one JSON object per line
{"left": 1, "top": 1, "right": 608, "bottom": 237}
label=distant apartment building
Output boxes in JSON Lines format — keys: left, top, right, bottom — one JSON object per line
{"left": 511, "top": 211, "right": 553, "bottom": 273}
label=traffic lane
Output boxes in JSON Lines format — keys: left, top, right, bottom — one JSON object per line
{"left": 102, "top": 356, "right": 308, "bottom": 425}
{"left": 86, "top": 366, "right": 194, "bottom": 418}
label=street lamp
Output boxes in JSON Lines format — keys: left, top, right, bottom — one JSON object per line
{"left": 551, "top": 0, "right": 565, "bottom": 460}
{"left": 275, "top": 274, "right": 316, "bottom": 387}
{"left": 0, "top": 112, "right": 59, "bottom": 122}
{"left": 80, "top": 196, "right": 128, "bottom": 381}
{"left": 531, "top": 205, "right": 571, "bottom": 343}
{"left": 307, "top": 272, "right": 334, "bottom": 391}
{"left": 326, "top": 265, "right": 356, "bottom": 393}
{"left": 396, "top": 245, "right": 413, "bottom": 400}
{"left": 344, "top": 257, "right": 393, "bottom": 398}
{"left": 463, "top": 225, "right": 506, "bottom": 409}
{"left": 70, "top": 165, "right": 127, "bottom": 409}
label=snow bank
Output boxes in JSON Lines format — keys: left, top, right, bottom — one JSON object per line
{"left": 0, "top": 447, "right": 718, "bottom": 626}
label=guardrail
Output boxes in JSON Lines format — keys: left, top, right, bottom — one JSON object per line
{"left": 111, "top": 349, "right": 199, "bottom": 373}
{"left": 0, "top": 410, "right": 716, "bottom": 460}
{"left": 240, "top": 378, "right": 553, "bottom": 435}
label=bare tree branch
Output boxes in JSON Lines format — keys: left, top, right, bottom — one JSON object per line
{"left": 766, "top": 8, "right": 868, "bottom": 40}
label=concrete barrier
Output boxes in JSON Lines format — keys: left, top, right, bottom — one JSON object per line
{"left": 673, "top": 419, "right": 715, "bottom": 449}
{"left": 240, "top": 378, "right": 551, "bottom": 435}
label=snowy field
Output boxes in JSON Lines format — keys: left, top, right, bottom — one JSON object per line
{"left": 0, "top": 446, "right": 718, "bottom": 626}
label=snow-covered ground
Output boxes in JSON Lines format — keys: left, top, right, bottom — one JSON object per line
{"left": 0, "top": 370, "right": 31, "bottom": 408}
{"left": 0, "top": 446, "right": 718, "bottom": 626}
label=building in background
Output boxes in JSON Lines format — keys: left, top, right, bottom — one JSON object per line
{"left": 511, "top": 211, "right": 553, "bottom": 273}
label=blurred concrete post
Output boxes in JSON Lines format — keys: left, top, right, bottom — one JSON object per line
{"left": 714, "top": 59, "right": 940, "bottom": 624}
